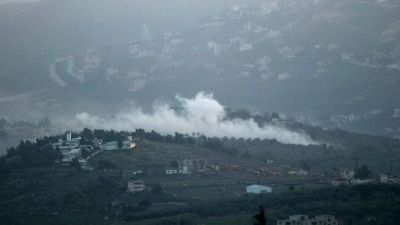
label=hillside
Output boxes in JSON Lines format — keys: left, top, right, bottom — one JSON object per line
{"left": 1, "top": 0, "right": 400, "bottom": 137}
{"left": 1, "top": 129, "right": 400, "bottom": 225}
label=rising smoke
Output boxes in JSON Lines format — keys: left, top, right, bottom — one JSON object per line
{"left": 74, "top": 92, "right": 317, "bottom": 145}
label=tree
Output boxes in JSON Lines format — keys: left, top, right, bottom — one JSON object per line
{"left": 0, "top": 129, "right": 7, "bottom": 139}
{"left": 37, "top": 117, "right": 51, "bottom": 127}
{"left": 117, "top": 140, "right": 123, "bottom": 149}
{"left": 70, "top": 158, "right": 82, "bottom": 171}
{"left": 93, "top": 129, "right": 107, "bottom": 140}
{"left": 97, "top": 160, "right": 117, "bottom": 170}
{"left": 152, "top": 183, "right": 163, "bottom": 195}
{"left": 253, "top": 205, "right": 267, "bottom": 225}
{"left": 0, "top": 156, "right": 10, "bottom": 175}
{"left": 241, "top": 151, "right": 252, "bottom": 159}
{"left": 170, "top": 160, "right": 179, "bottom": 168}
{"left": 356, "top": 165, "right": 371, "bottom": 179}
{"left": 81, "top": 148, "right": 90, "bottom": 159}
{"left": 148, "top": 130, "right": 163, "bottom": 142}
{"left": 80, "top": 128, "right": 94, "bottom": 144}
{"left": 300, "top": 161, "right": 311, "bottom": 171}
{"left": 174, "top": 132, "right": 184, "bottom": 144}
{"left": 0, "top": 118, "right": 6, "bottom": 127}
{"left": 138, "top": 200, "right": 152, "bottom": 207}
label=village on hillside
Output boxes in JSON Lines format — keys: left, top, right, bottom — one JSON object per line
{"left": 49, "top": 129, "right": 399, "bottom": 195}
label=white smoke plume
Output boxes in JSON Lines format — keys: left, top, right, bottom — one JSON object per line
{"left": 74, "top": 92, "right": 317, "bottom": 145}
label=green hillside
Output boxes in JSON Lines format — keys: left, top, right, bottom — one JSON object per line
{"left": 1, "top": 128, "right": 400, "bottom": 225}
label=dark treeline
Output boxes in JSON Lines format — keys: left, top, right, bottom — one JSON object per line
{"left": 80, "top": 128, "right": 196, "bottom": 146}
{"left": 1, "top": 138, "right": 62, "bottom": 173}
{"left": 0, "top": 117, "right": 51, "bottom": 129}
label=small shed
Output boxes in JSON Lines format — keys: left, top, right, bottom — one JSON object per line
{"left": 246, "top": 185, "right": 272, "bottom": 194}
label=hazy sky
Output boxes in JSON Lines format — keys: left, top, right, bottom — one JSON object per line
{"left": 0, "top": 0, "right": 42, "bottom": 4}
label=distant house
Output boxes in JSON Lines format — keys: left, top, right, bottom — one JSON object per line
{"left": 277, "top": 215, "right": 343, "bottom": 225}
{"left": 246, "top": 185, "right": 272, "bottom": 194}
{"left": 380, "top": 174, "right": 400, "bottom": 184}
{"left": 127, "top": 180, "right": 145, "bottom": 193}
{"left": 288, "top": 170, "right": 308, "bottom": 176}
{"left": 239, "top": 42, "right": 253, "bottom": 52}
{"left": 61, "top": 148, "right": 81, "bottom": 162}
{"left": 297, "top": 170, "right": 309, "bottom": 176}
{"left": 51, "top": 135, "right": 80, "bottom": 151}
{"left": 351, "top": 179, "right": 373, "bottom": 185}
{"left": 332, "top": 178, "right": 349, "bottom": 186}
{"left": 101, "top": 141, "right": 136, "bottom": 150}
{"left": 183, "top": 159, "right": 207, "bottom": 173}
{"left": 166, "top": 168, "right": 179, "bottom": 175}
{"left": 101, "top": 141, "right": 119, "bottom": 150}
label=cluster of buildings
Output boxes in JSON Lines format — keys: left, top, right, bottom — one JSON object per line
{"left": 277, "top": 215, "right": 343, "bottom": 225}
{"left": 51, "top": 131, "right": 136, "bottom": 165}
{"left": 75, "top": 49, "right": 100, "bottom": 77}
{"left": 51, "top": 131, "right": 90, "bottom": 164}
{"left": 331, "top": 169, "right": 373, "bottom": 186}
{"left": 100, "top": 139, "right": 136, "bottom": 151}
{"left": 166, "top": 159, "right": 208, "bottom": 175}
{"left": 380, "top": 174, "right": 400, "bottom": 184}
{"left": 287, "top": 169, "right": 309, "bottom": 176}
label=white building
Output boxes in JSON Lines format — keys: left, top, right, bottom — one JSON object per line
{"left": 239, "top": 42, "right": 253, "bottom": 52}
{"left": 61, "top": 148, "right": 81, "bottom": 162}
{"left": 127, "top": 180, "right": 145, "bottom": 193}
{"left": 207, "top": 41, "right": 221, "bottom": 55}
{"left": 66, "top": 131, "right": 72, "bottom": 141}
{"left": 101, "top": 141, "right": 119, "bottom": 150}
{"left": 166, "top": 168, "right": 179, "bottom": 175}
{"left": 246, "top": 185, "right": 272, "bottom": 194}
{"left": 380, "top": 174, "right": 400, "bottom": 184}
{"left": 351, "top": 179, "right": 373, "bottom": 185}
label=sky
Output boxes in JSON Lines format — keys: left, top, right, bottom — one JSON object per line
{"left": 0, "top": 0, "right": 42, "bottom": 4}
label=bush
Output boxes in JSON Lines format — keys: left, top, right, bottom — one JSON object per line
{"left": 97, "top": 160, "right": 117, "bottom": 170}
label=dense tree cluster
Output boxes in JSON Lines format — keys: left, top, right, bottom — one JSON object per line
{"left": 0, "top": 117, "right": 52, "bottom": 140}
{"left": 0, "top": 117, "right": 51, "bottom": 129}
{"left": 87, "top": 128, "right": 195, "bottom": 146}
{"left": 1, "top": 139, "right": 62, "bottom": 172}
